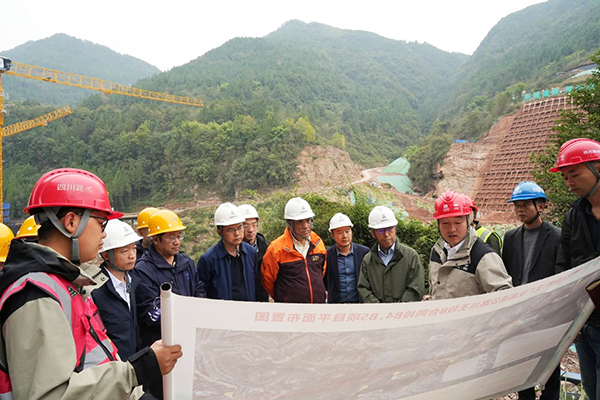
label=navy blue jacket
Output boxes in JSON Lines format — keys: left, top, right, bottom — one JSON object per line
{"left": 197, "top": 240, "right": 257, "bottom": 301}
{"left": 91, "top": 264, "right": 139, "bottom": 360}
{"left": 133, "top": 246, "right": 206, "bottom": 348}
{"left": 324, "top": 242, "right": 370, "bottom": 303}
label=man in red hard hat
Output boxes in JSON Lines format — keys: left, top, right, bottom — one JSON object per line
{"left": 552, "top": 138, "right": 600, "bottom": 399}
{"left": 427, "top": 190, "right": 512, "bottom": 300}
{"left": 0, "top": 168, "right": 182, "bottom": 399}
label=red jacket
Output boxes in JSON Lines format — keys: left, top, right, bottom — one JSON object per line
{"left": 262, "top": 227, "right": 327, "bottom": 303}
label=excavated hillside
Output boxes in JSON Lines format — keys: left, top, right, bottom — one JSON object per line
{"left": 294, "top": 146, "right": 365, "bottom": 191}
{"left": 435, "top": 114, "right": 515, "bottom": 200}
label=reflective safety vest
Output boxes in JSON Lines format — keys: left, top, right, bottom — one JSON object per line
{"left": 476, "top": 226, "right": 502, "bottom": 248}
{"left": 0, "top": 272, "right": 119, "bottom": 398}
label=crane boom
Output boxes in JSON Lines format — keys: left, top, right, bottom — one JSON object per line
{"left": 2, "top": 106, "right": 72, "bottom": 137}
{"left": 0, "top": 56, "right": 204, "bottom": 222}
{"left": 5, "top": 62, "right": 203, "bottom": 107}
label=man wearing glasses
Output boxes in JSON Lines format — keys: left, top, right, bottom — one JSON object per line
{"left": 238, "top": 204, "right": 270, "bottom": 302}
{"left": 358, "top": 206, "right": 424, "bottom": 303}
{"left": 0, "top": 169, "right": 182, "bottom": 400}
{"left": 134, "top": 209, "right": 206, "bottom": 349}
{"left": 196, "top": 203, "right": 257, "bottom": 301}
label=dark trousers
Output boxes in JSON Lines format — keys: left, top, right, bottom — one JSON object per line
{"left": 518, "top": 365, "right": 560, "bottom": 400}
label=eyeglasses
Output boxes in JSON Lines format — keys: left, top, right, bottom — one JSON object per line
{"left": 74, "top": 211, "right": 109, "bottom": 232}
{"left": 161, "top": 232, "right": 185, "bottom": 243}
{"left": 89, "top": 215, "right": 110, "bottom": 232}
{"left": 375, "top": 227, "right": 394, "bottom": 234}
{"left": 243, "top": 222, "right": 258, "bottom": 229}
{"left": 224, "top": 225, "right": 243, "bottom": 234}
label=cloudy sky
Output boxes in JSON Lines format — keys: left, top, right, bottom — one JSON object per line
{"left": 2, "top": 0, "right": 545, "bottom": 71}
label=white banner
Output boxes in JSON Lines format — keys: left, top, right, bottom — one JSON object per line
{"left": 161, "top": 257, "right": 600, "bottom": 400}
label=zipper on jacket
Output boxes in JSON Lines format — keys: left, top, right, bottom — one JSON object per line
{"left": 304, "top": 258, "right": 314, "bottom": 303}
{"left": 86, "top": 315, "right": 116, "bottom": 361}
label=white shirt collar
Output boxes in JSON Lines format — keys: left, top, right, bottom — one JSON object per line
{"left": 444, "top": 238, "right": 466, "bottom": 260}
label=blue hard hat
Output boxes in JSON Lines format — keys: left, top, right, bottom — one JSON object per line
{"left": 508, "top": 181, "right": 548, "bottom": 203}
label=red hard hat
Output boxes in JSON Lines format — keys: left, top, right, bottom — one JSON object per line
{"left": 463, "top": 194, "right": 478, "bottom": 213}
{"left": 549, "top": 138, "right": 600, "bottom": 173}
{"left": 24, "top": 168, "right": 123, "bottom": 219}
{"left": 433, "top": 191, "right": 472, "bottom": 220}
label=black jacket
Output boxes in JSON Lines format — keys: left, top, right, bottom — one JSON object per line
{"left": 556, "top": 197, "right": 600, "bottom": 326}
{"left": 502, "top": 221, "right": 561, "bottom": 286}
{"left": 254, "top": 233, "right": 270, "bottom": 302}
{"left": 325, "top": 242, "right": 370, "bottom": 303}
{"left": 91, "top": 264, "right": 140, "bottom": 360}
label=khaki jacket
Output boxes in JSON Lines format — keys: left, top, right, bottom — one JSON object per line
{"left": 358, "top": 238, "right": 424, "bottom": 303}
{"left": 429, "top": 227, "right": 512, "bottom": 300}
{"left": 0, "top": 244, "right": 142, "bottom": 400}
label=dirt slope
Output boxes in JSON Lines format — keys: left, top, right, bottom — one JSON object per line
{"left": 294, "top": 146, "right": 365, "bottom": 192}
{"left": 435, "top": 113, "right": 515, "bottom": 200}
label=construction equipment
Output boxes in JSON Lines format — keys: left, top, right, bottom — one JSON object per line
{"left": 0, "top": 56, "right": 204, "bottom": 222}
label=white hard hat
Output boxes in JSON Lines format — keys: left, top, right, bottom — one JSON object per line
{"left": 238, "top": 204, "right": 259, "bottom": 220}
{"left": 100, "top": 220, "right": 143, "bottom": 253}
{"left": 329, "top": 213, "right": 353, "bottom": 232}
{"left": 214, "top": 203, "right": 246, "bottom": 226}
{"left": 284, "top": 197, "right": 315, "bottom": 220}
{"left": 368, "top": 206, "right": 398, "bottom": 229}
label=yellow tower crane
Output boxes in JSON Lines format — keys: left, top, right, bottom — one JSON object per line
{"left": 0, "top": 56, "right": 203, "bottom": 222}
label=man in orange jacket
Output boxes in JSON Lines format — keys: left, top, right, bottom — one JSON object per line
{"left": 262, "top": 197, "right": 327, "bottom": 303}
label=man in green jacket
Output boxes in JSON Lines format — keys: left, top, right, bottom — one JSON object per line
{"left": 358, "top": 206, "right": 424, "bottom": 303}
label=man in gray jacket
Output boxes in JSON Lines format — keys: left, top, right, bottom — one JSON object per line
{"left": 358, "top": 206, "right": 424, "bottom": 303}
{"left": 428, "top": 191, "right": 512, "bottom": 300}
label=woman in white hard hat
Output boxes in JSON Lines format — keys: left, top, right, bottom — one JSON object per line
{"left": 92, "top": 219, "right": 143, "bottom": 361}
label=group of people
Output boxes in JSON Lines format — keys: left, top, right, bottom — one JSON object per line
{"left": 0, "top": 137, "right": 599, "bottom": 399}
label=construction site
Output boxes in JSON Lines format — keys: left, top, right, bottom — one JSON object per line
{"left": 435, "top": 90, "right": 577, "bottom": 225}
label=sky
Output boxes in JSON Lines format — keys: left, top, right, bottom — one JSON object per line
{"left": 1, "top": 0, "right": 546, "bottom": 72}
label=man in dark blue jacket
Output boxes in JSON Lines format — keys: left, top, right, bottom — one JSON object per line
{"left": 324, "top": 213, "right": 369, "bottom": 303}
{"left": 134, "top": 210, "right": 206, "bottom": 349}
{"left": 197, "top": 203, "right": 257, "bottom": 301}
{"left": 91, "top": 219, "right": 143, "bottom": 361}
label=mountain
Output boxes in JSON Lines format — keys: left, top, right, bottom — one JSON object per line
{"left": 1, "top": 33, "right": 160, "bottom": 105}
{"left": 432, "top": 0, "right": 600, "bottom": 115}
{"left": 136, "top": 20, "right": 468, "bottom": 165}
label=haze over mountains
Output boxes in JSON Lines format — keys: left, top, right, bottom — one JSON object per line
{"left": 1, "top": 0, "right": 599, "bottom": 217}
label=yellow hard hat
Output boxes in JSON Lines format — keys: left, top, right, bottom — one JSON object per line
{"left": 147, "top": 210, "right": 186, "bottom": 237}
{"left": 137, "top": 207, "right": 159, "bottom": 229}
{"left": 15, "top": 216, "right": 40, "bottom": 239}
{"left": 0, "top": 223, "right": 15, "bottom": 263}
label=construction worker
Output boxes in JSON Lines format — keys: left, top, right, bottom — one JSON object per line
{"left": 135, "top": 207, "right": 158, "bottom": 261}
{"left": 552, "top": 138, "right": 600, "bottom": 399}
{"left": 358, "top": 206, "right": 424, "bottom": 303}
{"left": 0, "top": 224, "right": 14, "bottom": 270}
{"left": 14, "top": 215, "right": 39, "bottom": 242}
{"left": 467, "top": 196, "right": 502, "bottom": 255}
{"left": 239, "top": 204, "right": 270, "bottom": 301}
{"left": 503, "top": 181, "right": 561, "bottom": 400}
{"left": 427, "top": 191, "right": 512, "bottom": 300}
{"left": 262, "top": 197, "right": 327, "bottom": 303}
{"left": 0, "top": 168, "right": 181, "bottom": 400}
{"left": 197, "top": 203, "right": 257, "bottom": 301}
{"left": 92, "top": 219, "right": 144, "bottom": 361}
{"left": 134, "top": 209, "right": 206, "bottom": 348}
{"left": 324, "top": 212, "right": 369, "bottom": 303}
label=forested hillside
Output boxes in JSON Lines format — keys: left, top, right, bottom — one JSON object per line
{"left": 136, "top": 20, "right": 467, "bottom": 166}
{"left": 1, "top": 34, "right": 160, "bottom": 105}
{"left": 408, "top": 0, "right": 600, "bottom": 190}
{"left": 3, "top": 0, "right": 600, "bottom": 218}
